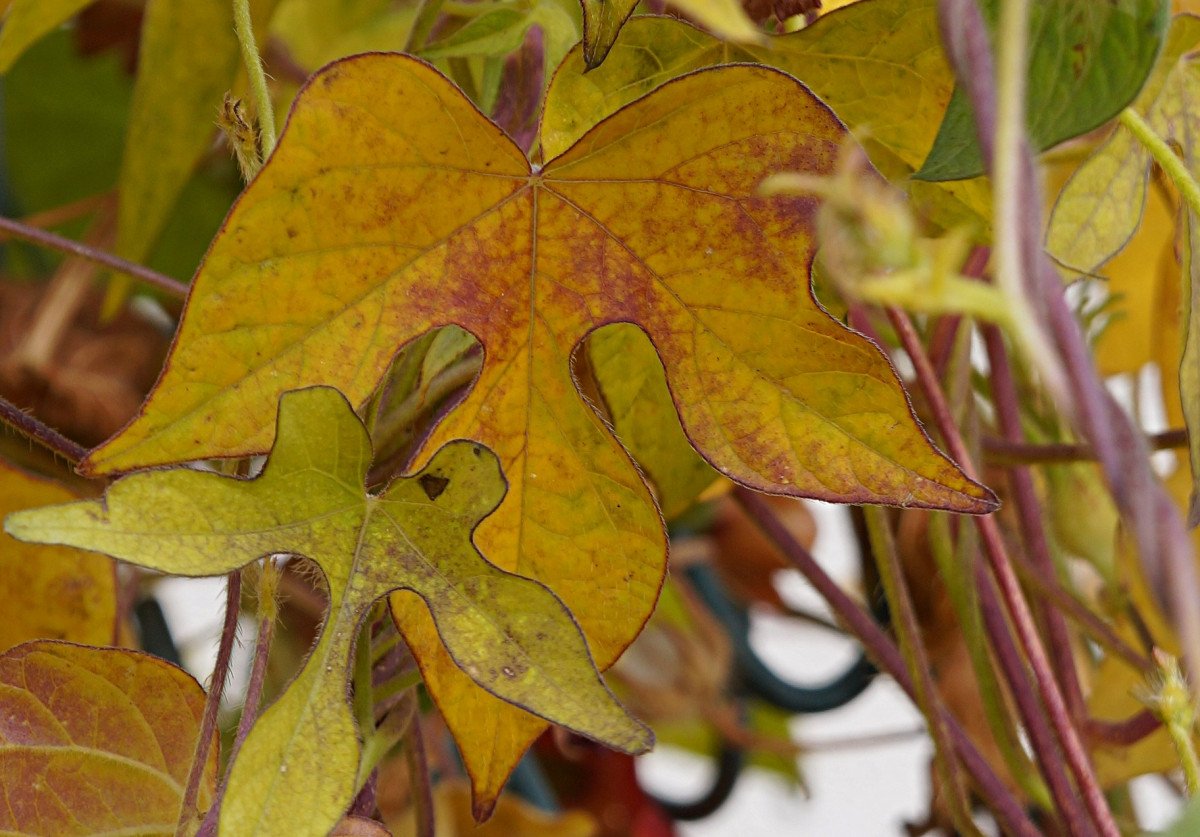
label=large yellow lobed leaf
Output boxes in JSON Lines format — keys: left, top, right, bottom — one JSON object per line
{"left": 82, "top": 56, "right": 992, "bottom": 810}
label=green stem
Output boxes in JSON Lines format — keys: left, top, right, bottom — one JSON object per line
{"left": 233, "top": 0, "right": 277, "bottom": 162}
{"left": 992, "top": 0, "right": 1067, "bottom": 399}
{"left": 1120, "top": 107, "right": 1200, "bottom": 220}
{"left": 405, "top": 0, "right": 448, "bottom": 52}
{"left": 863, "top": 508, "right": 981, "bottom": 837}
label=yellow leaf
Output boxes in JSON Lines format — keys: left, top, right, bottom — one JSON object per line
{"left": 541, "top": 3, "right": 992, "bottom": 231}
{"left": 578, "top": 0, "right": 637, "bottom": 68}
{"left": 390, "top": 779, "right": 597, "bottom": 836}
{"left": 666, "top": 0, "right": 764, "bottom": 44}
{"left": 270, "top": 0, "right": 416, "bottom": 72}
{"left": 0, "top": 459, "right": 116, "bottom": 652}
{"left": 9, "top": 387, "right": 649, "bottom": 836}
{"left": 82, "top": 56, "right": 992, "bottom": 811}
{"left": 106, "top": 0, "right": 280, "bottom": 316}
{"left": 0, "top": 640, "right": 217, "bottom": 835}
{"left": 0, "top": 0, "right": 95, "bottom": 74}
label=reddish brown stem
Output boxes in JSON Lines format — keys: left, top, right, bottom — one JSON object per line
{"left": 734, "top": 487, "right": 1040, "bottom": 837}
{"left": 984, "top": 326, "right": 1087, "bottom": 722}
{"left": 0, "top": 214, "right": 188, "bottom": 300}
{"left": 982, "top": 430, "right": 1189, "bottom": 465}
{"left": 1086, "top": 710, "right": 1161, "bottom": 748}
{"left": 887, "top": 307, "right": 1118, "bottom": 836}
{"left": 178, "top": 571, "right": 243, "bottom": 834}
{"left": 0, "top": 395, "right": 88, "bottom": 463}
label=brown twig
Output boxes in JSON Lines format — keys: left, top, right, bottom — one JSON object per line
{"left": 0, "top": 214, "right": 188, "bottom": 300}
{"left": 0, "top": 395, "right": 88, "bottom": 463}
{"left": 178, "top": 571, "right": 243, "bottom": 835}
{"left": 981, "top": 429, "right": 1189, "bottom": 465}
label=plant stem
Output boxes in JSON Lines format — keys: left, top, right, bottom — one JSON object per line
{"left": 178, "top": 571, "right": 242, "bottom": 836}
{"left": 887, "top": 307, "right": 1118, "bottom": 836}
{"left": 405, "top": 0, "right": 448, "bottom": 52}
{"left": 407, "top": 718, "right": 436, "bottom": 837}
{"left": 982, "top": 429, "right": 1189, "bottom": 464}
{"left": 733, "top": 488, "right": 1041, "bottom": 837}
{"left": 0, "top": 215, "right": 188, "bottom": 300}
{"left": 1120, "top": 108, "right": 1200, "bottom": 220}
{"left": 233, "top": 0, "right": 277, "bottom": 161}
{"left": 862, "top": 507, "right": 980, "bottom": 836}
{"left": 984, "top": 326, "right": 1087, "bottom": 721}
{"left": 0, "top": 396, "right": 88, "bottom": 464}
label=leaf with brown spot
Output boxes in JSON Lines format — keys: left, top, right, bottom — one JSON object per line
{"left": 80, "top": 55, "right": 993, "bottom": 811}
{"left": 8, "top": 386, "right": 648, "bottom": 836}
{"left": 0, "top": 640, "right": 216, "bottom": 836}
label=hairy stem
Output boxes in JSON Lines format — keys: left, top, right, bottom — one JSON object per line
{"left": 0, "top": 215, "right": 188, "bottom": 300}
{"left": 178, "top": 571, "right": 242, "bottom": 835}
{"left": 233, "top": 0, "right": 277, "bottom": 160}
{"left": 984, "top": 326, "right": 1087, "bottom": 721}
{"left": 0, "top": 396, "right": 88, "bottom": 464}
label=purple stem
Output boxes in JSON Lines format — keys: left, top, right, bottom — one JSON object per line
{"left": 0, "top": 395, "right": 88, "bottom": 464}
{"left": 984, "top": 325, "right": 1086, "bottom": 721}
{"left": 888, "top": 307, "right": 1117, "bottom": 836}
{"left": 179, "top": 571, "right": 243, "bottom": 834}
{"left": 937, "top": 0, "right": 1200, "bottom": 695}
{"left": 0, "top": 214, "right": 188, "bottom": 300}
{"left": 734, "top": 487, "right": 1041, "bottom": 837}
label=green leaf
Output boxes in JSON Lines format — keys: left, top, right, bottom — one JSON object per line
{"left": 0, "top": 0, "right": 97, "bottom": 74}
{"left": 3, "top": 27, "right": 131, "bottom": 215}
{"left": 917, "top": 0, "right": 1169, "bottom": 182}
{"left": 108, "top": 0, "right": 279, "bottom": 313}
{"left": 5, "top": 386, "right": 650, "bottom": 837}
{"left": 1046, "top": 15, "right": 1200, "bottom": 275}
{"left": 1044, "top": 15, "right": 1200, "bottom": 524}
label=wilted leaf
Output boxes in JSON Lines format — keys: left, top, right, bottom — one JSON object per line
{"left": 0, "top": 459, "right": 115, "bottom": 651}
{"left": 0, "top": 0, "right": 97, "bottom": 73}
{"left": 917, "top": 0, "right": 1169, "bottom": 182}
{"left": 8, "top": 386, "right": 649, "bottom": 836}
{"left": 541, "top": 3, "right": 992, "bottom": 231}
{"left": 108, "top": 0, "right": 279, "bottom": 314}
{"left": 0, "top": 640, "right": 216, "bottom": 835}
{"left": 82, "top": 55, "right": 991, "bottom": 810}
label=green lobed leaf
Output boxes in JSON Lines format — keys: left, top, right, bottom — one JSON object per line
{"left": 5, "top": 386, "right": 650, "bottom": 837}
{"left": 917, "top": 0, "right": 1170, "bottom": 182}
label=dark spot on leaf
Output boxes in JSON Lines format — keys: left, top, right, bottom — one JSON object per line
{"left": 420, "top": 473, "right": 450, "bottom": 500}
{"left": 471, "top": 444, "right": 483, "bottom": 457}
